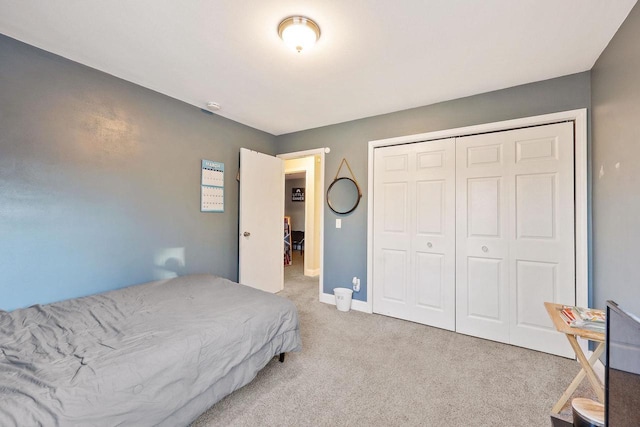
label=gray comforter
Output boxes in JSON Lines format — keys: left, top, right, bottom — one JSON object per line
{"left": 0, "top": 274, "right": 301, "bottom": 426}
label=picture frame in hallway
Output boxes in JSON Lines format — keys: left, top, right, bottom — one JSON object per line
{"left": 292, "top": 187, "right": 304, "bottom": 202}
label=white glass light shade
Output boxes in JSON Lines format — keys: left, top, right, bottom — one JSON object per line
{"left": 278, "top": 16, "right": 320, "bottom": 53}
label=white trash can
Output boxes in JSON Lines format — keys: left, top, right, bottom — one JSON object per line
{"left": 334, "top": 287, "right": 353, "bottom": 312}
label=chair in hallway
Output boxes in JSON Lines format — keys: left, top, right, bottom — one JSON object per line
{"left": 291, "top": 231, "right": 305, "bottom": 255}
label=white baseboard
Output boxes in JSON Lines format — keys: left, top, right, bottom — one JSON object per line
{"left": 305, "top": 268, "right": 320, "bottom": 277}
{"left": 320, "top": 292, "right": 372, "bottom": 313}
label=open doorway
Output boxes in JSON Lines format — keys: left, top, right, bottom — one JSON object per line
{"left": 284, "top": 171, "right": 313, "bottom": 289}
{"left": 278, "top": 149, "right": 326, "bottom": 300}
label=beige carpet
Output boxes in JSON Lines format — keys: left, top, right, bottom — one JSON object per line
{"left": 193, "top": 254, "right": 591, "bottom": 426}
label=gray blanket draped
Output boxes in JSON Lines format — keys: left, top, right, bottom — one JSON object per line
{"left": 0, "top": 274, "right": 301, "bottom": 426}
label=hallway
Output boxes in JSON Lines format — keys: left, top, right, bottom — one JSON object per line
{"left": 284, "top": 252, "right": 318, "bottom": 291}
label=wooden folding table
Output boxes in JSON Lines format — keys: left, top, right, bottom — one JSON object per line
{"left": 544, "top": 302, "right": 605, "bottom": 414}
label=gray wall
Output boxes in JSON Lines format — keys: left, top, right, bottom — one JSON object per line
{"left": 285, "top": 178, "right": 305, "bottom": 231}
{"left": 276, "top": 73, "right": 592, "bottom": 301}
{"left": 0, "top": 35, "right": 276, "bottom": 311}
{"left": 591, "top": 3, "right": 640, "bottom": 314}
{"left": 8, "top": 17, "right": 632, "bottom": 313}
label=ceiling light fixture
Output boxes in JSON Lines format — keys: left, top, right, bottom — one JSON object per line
{"left": 278, "top": 16, "right": 321, "bottom": 53}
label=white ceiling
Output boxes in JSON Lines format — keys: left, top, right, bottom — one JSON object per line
{"left": 0, "top": 1, "right": 636, "bottom": 135}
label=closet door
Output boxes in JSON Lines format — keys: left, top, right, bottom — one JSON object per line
{"left": 508, "top": 123, "right": 575, "bottom": 357}
{"left": 373, "top": 138, "right": 456, "bottom": 330}
{"left": 455, "top": 133, "right": 511, "bottom": 343}
{"left": 456, "top": 123, "right": 575, "bottom": 357}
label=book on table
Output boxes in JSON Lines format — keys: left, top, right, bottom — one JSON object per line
{"left": 560, "top": 305, "right": 606, "bottom": 332}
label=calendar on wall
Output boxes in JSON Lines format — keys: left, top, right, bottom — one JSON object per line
{"left": 201, "top": 160, "right": 224, "bottom": 212}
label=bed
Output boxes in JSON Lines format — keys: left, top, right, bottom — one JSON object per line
{"left": 0, "top": 274, "right": 302, "bottom": 426}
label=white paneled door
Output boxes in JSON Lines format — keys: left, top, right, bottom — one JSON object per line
{"left": 373, "top": 138, "right": 456, "bottom": 331}
{"left": 372, "top": 122, "right": 576, "bottom": 357}
{"left": 239, "top": 148, "right": 284, "bottom": 294}
{"left": 456, "top": 122, "right": 575, "bottom": 357}
{"left": 454, "top": 135, "right": 510, "bottom": 343}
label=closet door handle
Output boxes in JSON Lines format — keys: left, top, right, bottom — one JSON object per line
{"left": 427, "top": 242, "right": 433, "bottom": 248}
{"left": 482, "top": 246, "right": 488, "bottom": 253}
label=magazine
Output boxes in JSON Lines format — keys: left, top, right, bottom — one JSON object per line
{"left": 560, "top": 305, "right": 606, "bottom": 331}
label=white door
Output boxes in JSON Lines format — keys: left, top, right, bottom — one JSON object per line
{"left": 455, "top": 132, "right": 511, "bottom": 343}
{"left": 508, "top": 123, "right": 575, "bottom": 357}
{"left": 456, "top": 123, "right": 575, "bottom": 357}
{"left": 239, "top": 148, "right": 284, "bottom": 293}
{"left": 373, "top": 138, "right": 456, "bottom": 331}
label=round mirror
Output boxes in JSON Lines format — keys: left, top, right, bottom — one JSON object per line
{"left": 327, "top": 177, "right": 362, "bottom": 214}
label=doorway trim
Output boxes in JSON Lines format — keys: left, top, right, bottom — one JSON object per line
{"left": 367, "top": 109, "right": 589, "bottom": 317}
{"left": 278, "top": 148, "right": 327, "bottom": 303}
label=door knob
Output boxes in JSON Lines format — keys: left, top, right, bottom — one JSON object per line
{"left": 482, "top": 246, "right": 488, "bottom": 253}
{"left": 243, "top": 231, "right": 251, "bottom": 237}
{"left": 427, "top": 242, "right": 433, "bottom": 248}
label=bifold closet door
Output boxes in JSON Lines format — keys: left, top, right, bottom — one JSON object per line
{"left": 455, "top": 132, "right": 510, "bottom": 343}
{"left": 456, "top": 122, "right": 575, "bottom": 357}
{"left": 373, "top": 138, "right": 456, "bottom": 331}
